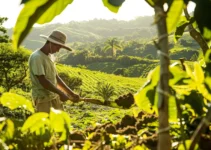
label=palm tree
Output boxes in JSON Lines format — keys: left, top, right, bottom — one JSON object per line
{"left": 95, "top": 82, "right": 116, "bottom": 102}
{"left": 104, "top": 37, "right": 122, "bottom": 58}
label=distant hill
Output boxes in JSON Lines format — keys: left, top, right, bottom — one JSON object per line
{"left": 6, "top": 17, "right": 201, "bottom": 78}
{"left": 7, "top": 17, "right": 156, "bottom": 50}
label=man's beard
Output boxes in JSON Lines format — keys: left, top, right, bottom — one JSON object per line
{"left": 49, "top": 42, "right": 57, "bottom": 62}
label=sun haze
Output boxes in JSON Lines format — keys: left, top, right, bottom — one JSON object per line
{"left": 0, "top": 0, "right": 195, "bottom": 28}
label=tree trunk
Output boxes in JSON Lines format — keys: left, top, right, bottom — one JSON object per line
{"left": 154, "top": 5, "right": 171, "bottom": 150}
{"left": 184, "top": 8, "right": 209, "bottom": 56}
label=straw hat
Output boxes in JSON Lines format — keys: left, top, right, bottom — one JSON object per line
{"left": 40, "top": 30, "right": 72, "bottom": 51}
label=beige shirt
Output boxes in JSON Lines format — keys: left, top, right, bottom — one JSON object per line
{"left": 29, "top": 49, "right": 58, "bottom": 100}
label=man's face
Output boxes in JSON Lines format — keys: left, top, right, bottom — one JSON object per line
{"left": 50, "top": 43, "right": 62, "bottom": 54}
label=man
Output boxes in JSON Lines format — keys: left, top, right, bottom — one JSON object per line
{"left": 29, "top": 30, "right": 80, "bottom": 113}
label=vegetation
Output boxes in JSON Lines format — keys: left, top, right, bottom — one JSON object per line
{"left": 58, "top": 72, "right": 83, "bottom": 90}
{"left": 56, "top": 64, "right": 145, "bottom": 99}
{"left": 1, "top": 0, "right": 211, "bottom": 149}
{"left": 95, "top": 82, "right": 116, "bottom": 102}
{"left": 0, "top": 17, "right": 9, "bottom": 43}
{"left": 0, "top": 43, "right": 31, "bottom": 92}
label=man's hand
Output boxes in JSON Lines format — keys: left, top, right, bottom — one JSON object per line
{"left": 59, "top": 92, "right": 70, "bottom": 102}
{"left": 69, "top": 93, "right": 80, "bottom": 103}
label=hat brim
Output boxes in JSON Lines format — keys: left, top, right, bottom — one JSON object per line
{"left": 40, "top": 35, "right": 72, "bottom": 51}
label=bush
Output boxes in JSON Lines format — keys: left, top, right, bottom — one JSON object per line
{"left": 58, "top": 72, "right": 83, "bottom": 90}
{"left": 116, "top": 55, "right": 151, "bottom": 66}
{"left": 0, "top": 43, "right": 31, "bottom": 91}
{"left": 95, "top": 82, "right": 116, "bottom": 101}
{"left": 112, "top": 68, "right": 126, "bottom": 76}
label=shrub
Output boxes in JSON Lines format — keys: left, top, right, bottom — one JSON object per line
{"left": 95, "top": 82, "right": 116, "bottom": 101}
{"left": 112, "top": 68, "right": 126, "bottom": 76}
{"left": 0, "top": 43, "right": 31, "bottom": 91}
{"left": 58, "top": 72, "right": 83, "bottom": 90}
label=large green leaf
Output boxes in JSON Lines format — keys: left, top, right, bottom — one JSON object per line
{"left": 37, "top": 0, "right": 74, "bottom": 24}
{"left": 134, "top": 66, "right": 160, "bottom": 112}
{"left": 0, "top": 93, "right": 34, "bottom": 113}
{"left": 49, "top": 108, "right": 71, "bottom": 141}
{"left": 184, "top": 63, "right": 195, "bottom": 80}
{"left": 166, "top": 0, "right": 184, "bottom": 33}
{"left": 13, "top": 0, "right": 73, "bottom": 49}
{"left": 169, "top": 65, "right": 189, "bottom": 86}
{"left": 0, "top": 119, "right": 14, "bottom": 141}
{"left": 183, "top": 90, "right": 205, "bottom": 116}
{"left": 50, "top": 108, "right": 71, "bottom": 132}
{"left": 21, "top": 112, "right": 49, "bottom": 134}
{"left": 193, "top": 62, "right": 204, "bottom": 84}
{"left": 102, "top": 0, "right": 125, "bottom": 13}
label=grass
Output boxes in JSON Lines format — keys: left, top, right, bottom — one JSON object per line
{"left": 56, "top": 63, "right": 147, "bottom": 129}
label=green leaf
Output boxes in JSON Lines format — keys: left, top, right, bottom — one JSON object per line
{"left": 178, "top": 140, "right": 199, "bottom": 150}
{"left": 134, "top": 81, "right": 155, "bottom": 113}
{"left": 203, "top": 27, "right": 211, "bottom": 41}
{"left": 201, "top": 77, "right": 211, "bottom": 101}
{"left": 102, "top": 0, "right": 124, "bottom": 13}
{"left": 174, "top": 16, "right": 195, "bottom": 43}
{"left": 205, "top": 49, "right": 211, "bottom": 63}
{"left": 169, "top": 96, "right": 177, "bottom": 122}
{"left": 0, "top": 93, "right": 34, "bottom": 113}
{"left": 134, "top": 66, "right": 159, "bottom": 112}
{"left": 49, "top": 108, "right": 71, "bottom": 141}
{"left": 134, "top": 145, "right": 148, "bottom": 150}
{"left": 50, "top": 108, "right": 71, "bottom": 131}
{"left": 21, "top": 112, "right": 49, "bottom": 133}
{"left": 184, "top": 63, "right": 195, "bottom": 80}
{"left": 193, "top": 62, "right": 204, "bottom": 84}
{"left": 194, "top": 0, "right": 211, "bottom": 41}
{"left": 37, "top": 0, "right": 74, "bottom": 24}
{"left": 0, "top": 119, "right": 14, "bottom": 141}
{"left": 21, "top": 0, "right": 30, "bottom": 4}
{"left": 145, "top": 0, "right": 155, "bottom": 7}
{"left": 166, "top": 0, "right": 184, "bottom": 33}
{"left": 183, "top": 90, "right": 204, "bottom": 115}
{"left": 107, "top": 0, "right": 125, "bottom": 7}
{"left": 13, "top": 0, "right": 73, "bottom": 49}
{"left": 4, "top": 119, "right": 14, "bottom": 140}
{"left": 169, "top": 65, "right": 189, "bottom": 86}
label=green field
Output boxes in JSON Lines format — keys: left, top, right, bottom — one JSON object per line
{"left": 56, "top": 63, "right": 146, "bottom": 100}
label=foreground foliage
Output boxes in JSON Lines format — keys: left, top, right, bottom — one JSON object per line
{"left": 1, "top": 57, "right": 211, "bottom": 149}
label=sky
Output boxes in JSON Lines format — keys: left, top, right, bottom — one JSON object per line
{"left": 0, "top": 0, "right": 196, "bottom": 28}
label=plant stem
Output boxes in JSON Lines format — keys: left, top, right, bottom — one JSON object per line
{"left": 154, "top": 5, "right": 171, "bottom": 150}
{"left": 184, "top": 8, "right": 209, "bottom": 56}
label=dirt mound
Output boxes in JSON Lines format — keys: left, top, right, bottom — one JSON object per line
{"left": 114, "top": 93, "right": 135, "bottom": 108}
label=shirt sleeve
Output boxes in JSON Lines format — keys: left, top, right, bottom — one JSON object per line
{"left": 30, "top": 55, "right": 46, "bottom": 76}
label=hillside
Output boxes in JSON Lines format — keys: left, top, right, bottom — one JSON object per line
{"left": 7, "top": 17, "right": 156, "bottom": 50}
{"left": 6, "top": 18, "right": 201, "bottom": 78}
{"left": 56, "top": 63, "right": 146, "bottom": 100}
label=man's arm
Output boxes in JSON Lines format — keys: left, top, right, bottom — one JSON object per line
{"left": 56, "top": 75, "right": 80, "bottom": 102}
{"left": 36, "top": 75, "right": 69, "bottom": 102}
